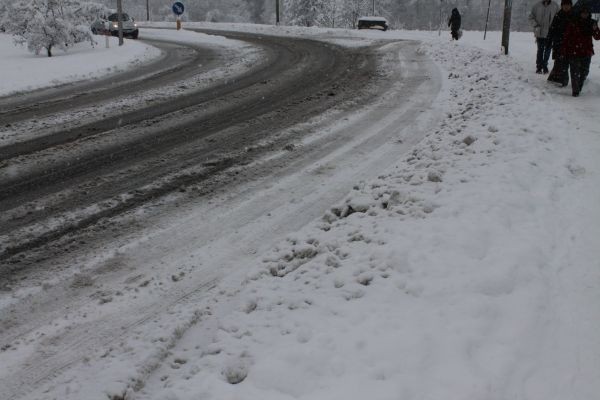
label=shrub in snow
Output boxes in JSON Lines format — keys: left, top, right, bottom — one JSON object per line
{"left": 222, "top": 361, "right": 248, "bottom": 384}
{"left": 2, "top": 0, "right": 108, "bottom": 57}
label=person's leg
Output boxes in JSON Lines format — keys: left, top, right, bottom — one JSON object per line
{"left": 559, "top": 57, "right": 570, "bottom": 86}
{"left": 569, "top": 58, "right": 582, "bottom": 96}
{"left": 542, "top": 38, "right": 552, "bottom": 73}
{"left": 536, "top": 39, "right": 544, "bottom": 73}
{"left": 579, "top": 56, "right": 592, "bottom": 91}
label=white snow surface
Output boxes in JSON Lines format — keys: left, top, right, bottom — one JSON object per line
{"left": 2, "top": 24, "right": 600, "bottom": 400}
{"left": 0, "top": 34, "right": 159, "bottom": 96}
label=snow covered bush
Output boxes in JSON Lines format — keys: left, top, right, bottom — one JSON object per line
{"left": 2, "top": 0, "right": 107, "bottom": 57}
{"left": 284, "top": 0, "right": 326, "bottom": 27}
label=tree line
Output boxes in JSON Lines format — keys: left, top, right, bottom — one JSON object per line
{"left": 0, "top": 0, "right": 538, "bottom": 57}
{"left": 108, "top": 0, "right": 535, "bottom": 31}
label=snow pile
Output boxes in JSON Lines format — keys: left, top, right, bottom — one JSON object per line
{"left": 140, "top": 41, "right": 600, "bottom": 400}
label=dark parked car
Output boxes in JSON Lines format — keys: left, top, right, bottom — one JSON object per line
{"left": 357, "top": 16, "right": 389, "bottom": 31}
{"left": 91, "top": 13, "right": 139, "bottom": 39}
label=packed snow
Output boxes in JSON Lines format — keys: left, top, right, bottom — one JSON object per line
{"left": 1, "top": 23, "right": 599, "bottom": 400}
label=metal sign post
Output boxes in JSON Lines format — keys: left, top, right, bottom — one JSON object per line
{"left": 172, "top": 2, "right": 184, "bottom": 30}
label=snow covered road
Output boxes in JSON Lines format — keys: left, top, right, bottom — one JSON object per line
{"left": 0, "top": 29, "right": 442, "bottom": 399}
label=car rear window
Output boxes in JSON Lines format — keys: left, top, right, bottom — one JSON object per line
{"left": 358, "top": 17, "right": 387, "bottom": 24}
{"left": 108, "top": 13, "right": 131, "bottom": 21}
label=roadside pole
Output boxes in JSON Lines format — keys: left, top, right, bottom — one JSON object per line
{"left": 275, "top": 0, "right": 280, "bottom": 25}
{"left": 172, "top": 2, "right": 184, "bottom": 30}
{"left": 501, "top": 0, "right": 512, "bottom": 54}
{"left": 438, "top": 0, "right": 443, "bottom": 36}
{"left": 116, "top": 0, "right": 124, "bottom": 46}
{"left": 146, "top": 0, "right": 150, "bottom": 21}
{"left": 484, "top": 0, "right": 491, "bottom": 39}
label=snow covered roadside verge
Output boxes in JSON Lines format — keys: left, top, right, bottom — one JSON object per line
{"left": 131, "top": 37, "right": 600, "bottom": 399}
{"left": 0, "top": 34, "right": 160, "bottom": 96}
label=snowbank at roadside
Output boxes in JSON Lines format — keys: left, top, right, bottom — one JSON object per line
{"left": 0, "top": 34, "right": 160, "bottom": 96}
{"left": 139, "top": 26, "right": 249, "bottom": 48}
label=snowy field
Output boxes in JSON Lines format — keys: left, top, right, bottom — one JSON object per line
{"left": 2, "top": 24, "right": 600, "bottom": 400}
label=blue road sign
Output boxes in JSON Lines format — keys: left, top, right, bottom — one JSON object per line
{"left": 172, "top": 2, "right": 184, "bottom": 15}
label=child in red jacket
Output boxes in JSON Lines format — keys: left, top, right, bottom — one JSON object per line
{"left": 561, "top": 6, "right": 600, "bottom": 96}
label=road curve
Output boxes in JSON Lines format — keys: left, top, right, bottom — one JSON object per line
{"left": 0, "top": 31, "right": 376, "bottom": 267}
{"left": 0, "top": 38, "right": 217, "bottom": 123}
{"left": 0, "top": 30, "right": 441, "bottom": 400}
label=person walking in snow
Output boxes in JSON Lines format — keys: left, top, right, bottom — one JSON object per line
{"left": 529, "top": 0, "right": 560, "bottom": 74}
{"left": 561, "top": 5, "right": 600, "bottom": 96}
{"left": 547, "top": 0, "right": 573, "bottom": 86}
{"left": 448, "top": 8, "right": 461, "bottom": 40}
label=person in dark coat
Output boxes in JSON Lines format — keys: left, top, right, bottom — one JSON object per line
{"left": 448, "top": 8, "right": 461, "bottom": 40}
{"left": 547, "top": 0, "right": 573, "bottom": 86}
{"left": 561, "top": 5, "right": 600, "bottom": 96}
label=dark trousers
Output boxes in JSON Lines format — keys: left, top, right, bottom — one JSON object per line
{"left": 536, "top": 38, "right": 552, "bottom": 70}
{"left": 568, "top": 56, "right": 592, "bottom": 94}
{"left": 548, "top": 56, "right": 569, "bottom": 86}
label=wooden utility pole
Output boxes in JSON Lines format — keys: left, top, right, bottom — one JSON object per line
{"left": 146, "top": 0, "right": 150, "bottom": 21}
{"left": 275, "top": 0, "right": 280, "bottom": 25}
{"left": 501, "top": 0, "right": 512, "bottom": 54}
{"left": 116, "top": 0, "right": 124, "bottom": 46}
